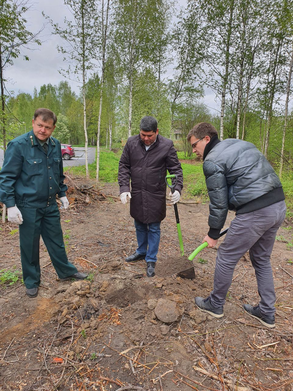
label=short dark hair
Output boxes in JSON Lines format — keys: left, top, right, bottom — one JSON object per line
{"left": 187, "top": 122, "right": 218, "bottom": 141}
{"left": 140, "top": 116, "right": 158, "bottom": 132}
{"left": 34, "top": 108, "right": 57, "bottom": 125}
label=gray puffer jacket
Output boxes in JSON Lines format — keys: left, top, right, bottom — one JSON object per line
{"left": 204, "top": 138, "right": 284, "bottom": 238}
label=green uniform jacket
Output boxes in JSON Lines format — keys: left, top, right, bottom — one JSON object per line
{"left": 0, "top": 130, "right": 67, "bottom": 208}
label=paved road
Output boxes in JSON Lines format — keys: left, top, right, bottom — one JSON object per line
{"left": 0, "top": 146, "right": 96, "bottom": 168}
{"left": 63, "top": 147, "right": 96, "bottom": 167}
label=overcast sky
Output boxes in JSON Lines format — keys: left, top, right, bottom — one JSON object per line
{"left": 5, "top": 0, "right": 220, "bottom": 114}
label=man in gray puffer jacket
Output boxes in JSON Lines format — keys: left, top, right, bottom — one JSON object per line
{"left": 187, "top": 122, "right": 286, "bottom": 328}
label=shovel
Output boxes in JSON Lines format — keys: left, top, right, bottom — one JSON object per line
{"left": 176, "top": 228, "right": 229, "bottom": 280}
{"left": 166, "top": 174, "right": 184, "bottom": 256}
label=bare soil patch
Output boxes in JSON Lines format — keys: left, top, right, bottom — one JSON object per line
{"left": 0, "top": 179, "right": 293, "bottom": 391}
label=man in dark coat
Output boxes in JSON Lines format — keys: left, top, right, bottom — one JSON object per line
{"left": 0, "top": 108, "right": 88, "bottom": 298}
{"left": 187, "top": 122, "right": 286, "bottom": 328}
{"left": 118, "top": 116, "right": 183, "bottom": 277}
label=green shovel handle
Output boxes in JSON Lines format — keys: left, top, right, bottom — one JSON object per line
{"left": 188, "top": 242, "right": 208, "bottom": 261}
{"left": 188, "top": 228, "right": 229, "bottom": 261}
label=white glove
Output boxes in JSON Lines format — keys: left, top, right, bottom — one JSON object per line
{"left": 60, "top": 196, "right": 69, "bottom": 209}
{"left": 120, "top": 192, "right": 131, "bottom": 204}
{"left": 170, "top": 190, "right": 180, "bottom": 204}
{"left": 7, "top": 206, "right": 23, "bottom": 225}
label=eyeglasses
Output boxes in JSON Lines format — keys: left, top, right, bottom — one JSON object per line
{"left": 191, "top": 137, "right": 204, "bottom": 149}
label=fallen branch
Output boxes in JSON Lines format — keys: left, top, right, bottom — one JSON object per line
{"left": 252, "top": 341, "right": 280, "bottom": 349}
{"left": 279, "top": 264, "right": 293, "bottom": 279}
{"left": 172, "top": 369, "right": 219, "bottom": 391}
{"left": 74, "top": 256, "right": 99, "bottom": 269}
{"left": 1, "top": 338, "right": 18, "bottom": 362}
{"left": 105, "top": 343, "right": 151, "bottom": 370}
{"left": 116, "top": 387, "right": 146, "bottom": 391}
{"left": 193, "top": 366, "right": 252, "bottom": 391}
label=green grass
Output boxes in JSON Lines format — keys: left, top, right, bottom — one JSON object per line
{"left": 65, "top": 148, "right": 293, "bottom": 220}
{"left": 181, "top": 162, "right": 208, "bottom": 201}
{"left": 176, "top": 151, "right": 196, "bottom": 160}
{"left": 67, "top": 148, "right": 120, "bottom": 182}
{"left": 197, "top": 258, "right": 208, "bottom": 264}
{"left": 280, "top": 174, "right": 293, "bottom": 219}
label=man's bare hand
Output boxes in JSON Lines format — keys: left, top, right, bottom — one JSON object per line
{"left": 203, "top": 235, "right": 218, "bottom": 248}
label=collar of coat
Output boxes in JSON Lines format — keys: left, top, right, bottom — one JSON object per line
{"left": 29, "top": 130, "right": 56, "bottom": 147}
{"left": 203, "top": 135, "right": 220, "bottom": 160}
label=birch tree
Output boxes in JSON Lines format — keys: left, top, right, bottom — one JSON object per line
{"left": 279, "top": 46, "right": 293, "bottom": 177}
{"left": 259, "top": 0, "right": 292, "bottom": 157}
{"left": 96, "top": 0, "right": 111, "bottom": 182}
{"left": 113, "top": 0, "right": 171, "bottom": 138}
{"left": 169, "top": 8, "right": 204, "bottom": 139}
{"left": 50, "top": 0, "right": 100, "bottom": 178}
{"left": 183, "top": 0, "right": 237, "bottom": 140}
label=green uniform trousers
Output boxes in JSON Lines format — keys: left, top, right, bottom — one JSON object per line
{"left": 18, "top": 203, "right": 78, "bottom": 289}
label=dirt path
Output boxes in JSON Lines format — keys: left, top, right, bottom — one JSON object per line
{"left": 0, "top": 181, "right": 292, "bottom": 391}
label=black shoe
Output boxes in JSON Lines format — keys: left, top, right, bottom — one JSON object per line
{"left": 243, "top": 304, "right": 275, "bottom": 328}
{"left": 146, "top": 262, "right": 156, "bottom": 277}
{"left": 195, "top": 297, "right": 224, "bottom": 318}
{"left": 26, "top": 287, "right": 38, "bottom": 298}
{"left": 61, "top": 272, "right": 88, "bottom": 281}
{"left": 125, "top": 252, "right": 146, "bottom": 262}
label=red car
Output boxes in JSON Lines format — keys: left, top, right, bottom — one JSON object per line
{"left": 61, "top": 144, "right": 75, "bottom": 160}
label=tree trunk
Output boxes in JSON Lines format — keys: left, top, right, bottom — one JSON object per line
{"left": 127, "top": 0, "right": 137, "bottom": 139}
{"left": 0, "top": 42, "right": 7, "bottom": 151}
{"left": 96, "top": 0, "right": 110, "bottom": 182}
{"left": 219, "top": 0, "right": 235, "bottom": 140}
{"left": 264, "top": 40, "right": 282, "bottom": 158}
{"left": 279, "top": 45, "right": 293, "bottom": 178}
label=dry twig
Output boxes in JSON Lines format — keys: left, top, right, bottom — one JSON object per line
{"left": 116, "top": 387, "right": 146, "bottom": 391}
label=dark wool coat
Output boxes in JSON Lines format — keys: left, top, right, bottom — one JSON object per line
{"left": 118, "top": 134, "right": 183, "bottom": 224}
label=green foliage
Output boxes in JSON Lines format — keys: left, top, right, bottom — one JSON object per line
{"left": 87, "top": 272, "right": 94, "bottom": 282}
{"left": 279, "top": 173, "right": 293, "bottom": 219}
{"left": 63, "top": 230, "right": 71, "bottom": 240}
{"left": 0, "top": 267, "right": 21, "bottom": 285}
{"left": 197, "top": 258, "right": 208, "bottom": 264}
{"left": 53, "top": 113, "right": 70, "bottom": 143}
{"left": 0, "top": 0, "right": 41, "bottom": 149}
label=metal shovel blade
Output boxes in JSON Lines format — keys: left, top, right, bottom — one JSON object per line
{"left": 176, "top": 267, "right": 196, "bottom": 279}
{"left": 176, "top": 228, "right": 229, "bottom": 280}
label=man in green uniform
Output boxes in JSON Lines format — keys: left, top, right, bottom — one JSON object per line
{"left": 0, "top": 108, "right": 88, "bottom": 298}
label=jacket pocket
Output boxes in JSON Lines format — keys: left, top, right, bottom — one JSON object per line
{"left": 53, "top": 158, "right": 61, "bottom": 174}
{"left": 26, "top": 159, "right": 42, "bottom": 175}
